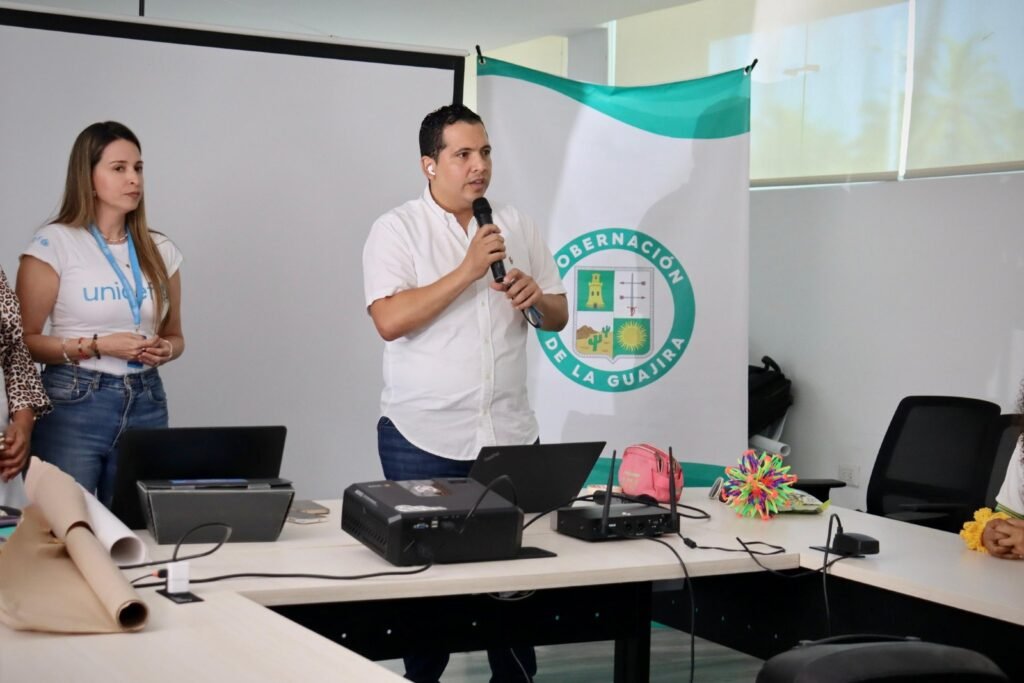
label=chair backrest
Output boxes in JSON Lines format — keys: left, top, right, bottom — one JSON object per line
{"left": 985, "top": 414, "right": 1022, "bottom": 508}
{"left": 757, "top": 637, "right": 1009, "bottom": 683}
{"left": 866, "top": 396, "right": 1001, "bottom": 526}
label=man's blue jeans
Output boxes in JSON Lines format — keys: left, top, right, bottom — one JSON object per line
{"left": 34, "top": 364, "right": 169, "bottom": 507}
{"left": 377, "top": 416, "right": 537, "bottom": 683}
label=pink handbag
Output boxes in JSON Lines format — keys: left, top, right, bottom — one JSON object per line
{"left": 617, "top": 444, "right": 683, "bottom": 503}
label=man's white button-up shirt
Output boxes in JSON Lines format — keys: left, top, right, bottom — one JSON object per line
{"left": 363, "top": 187, "right": 565, "bottom": 460}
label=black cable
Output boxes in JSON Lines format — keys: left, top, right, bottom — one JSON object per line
{"left": 172, "top": 523, "right": 232, "bottom": 561}
{"left": 601, "top": 491, "right": 711, "bottom": 520}
{"left": 132, "top": 563, "right": 433, "bottom": 589}
{"left": 509, "top": 647, "right": 531, "bottom": 682}
{"left": 734, "top": 537, "right": 849, "bottom": 578}
{"left": 520, "top": 490, "right": 705, "bottom": 682}
{"left": 647, "top": 537, "right": 696, "bottom": 683}
{"left": 522, "top": 493, "right": 596, "bottom": 530}
{"left": 731, "top": 512, "right": 849, "bottom": 637}
{"left": 669, "top": 500, "right": 712, "bottom": 521}
{"left": 727, "top": 512, "right": 848, "bottom": 579}
{"left": 118, "top": 522, "right": 233, "bottom": 570}
{"left": 460, "top": 474, "right": 518, "bottom": 534}
{"left": 131, "top": 571, "right": 154, "bottom": 585}
{"left": 821, "top": 513, "right": 842, "bottom": 636}
{"left": 685, "top": 538, "right": 786, "bottom": 555}
{"left": 521, "top": 492, "right": 642, "bottom": 530}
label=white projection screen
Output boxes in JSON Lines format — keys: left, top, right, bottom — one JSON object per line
{"left": 0, "top": 8, "right": 463, "bottom": 496}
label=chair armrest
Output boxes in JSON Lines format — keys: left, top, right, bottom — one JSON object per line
{"left": 886, "top": 510, "right": 954, "bottom": 530}
{"left": 794, "top": 478, "right": 847, "bottom": 502}
{"left": 897, "top": 502, "right": 970, "bottom": 513}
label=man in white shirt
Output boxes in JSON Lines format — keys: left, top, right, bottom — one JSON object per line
{"left": 362, "top": 104, "right": 567, "bottom": 683}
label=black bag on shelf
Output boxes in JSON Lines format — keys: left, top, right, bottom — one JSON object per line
{"left": 748, "top": 355, "right": 793, "bottom": 437}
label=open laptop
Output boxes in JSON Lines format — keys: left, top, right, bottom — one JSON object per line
{"left": 468, "top": 441, "right": 605, "bottom": 513}
{"left": 111, "top": 425, "right": 287, "bottom": 530}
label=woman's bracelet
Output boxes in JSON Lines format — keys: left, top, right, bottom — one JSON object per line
{"left": 161, "top": 338, "right": 174, "bottom": 360}
{"left": 59, "top": 337, "right": 74, "bottom": 365}
{"left": 91, "top": 333, "right": 101, "bottom": 359}
{"left": 76, "top": 337, "right": 90, "bottom": 361}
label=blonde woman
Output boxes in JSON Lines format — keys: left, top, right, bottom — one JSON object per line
{"left": 16, "top": 121, "right": 184, "bottom": 507}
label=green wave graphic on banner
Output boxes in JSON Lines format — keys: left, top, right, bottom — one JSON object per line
{"left": 477, "top": 57, "right": 750, "bottom": 139}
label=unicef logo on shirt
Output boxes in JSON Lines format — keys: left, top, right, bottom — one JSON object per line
{"left": 538, "top": 228, "right": 695, "bottom": 392}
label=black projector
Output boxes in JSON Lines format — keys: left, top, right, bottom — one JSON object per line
{"left": 341, "top": 478, "right": 523, "bottom": 566}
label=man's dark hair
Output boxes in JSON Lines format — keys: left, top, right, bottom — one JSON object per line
{"left": 419, "top": 104, "right": 484, "bottom": 159}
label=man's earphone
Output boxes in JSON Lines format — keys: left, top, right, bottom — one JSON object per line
{"left": 427, "top": 164, "right": 435, "bottom": 176}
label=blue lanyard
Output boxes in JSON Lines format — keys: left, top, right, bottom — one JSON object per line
{"left": 89, "top": 224, "right": 145, "bottom": 332}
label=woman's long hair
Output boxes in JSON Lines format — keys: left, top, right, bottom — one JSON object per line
{"left": 52, "top": 121, "right": 172, "bottom": 325}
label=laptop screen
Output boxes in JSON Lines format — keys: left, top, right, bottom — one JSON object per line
{"left": 468, "top": 441, "right": 605, "bottom": 513}
{"left": 111, "top": 425, "right": 287, "bottom": 529}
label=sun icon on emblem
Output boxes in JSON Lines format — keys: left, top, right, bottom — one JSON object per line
{"left": 615, "top": 321, "right": 648, "bottom": 352}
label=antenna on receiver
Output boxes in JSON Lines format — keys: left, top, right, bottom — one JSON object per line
{"left": 668, "top": 447, "right": 679, "bottom": 533}
{"left": 600, "top": 449, "right": 616, "bottom": 538}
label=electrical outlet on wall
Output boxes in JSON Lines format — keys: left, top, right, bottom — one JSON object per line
{"left": 838, "top": 464, "right": 861, "bottom": 488}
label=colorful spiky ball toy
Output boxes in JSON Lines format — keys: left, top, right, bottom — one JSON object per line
{"left": 722, "top": 450, "right": 798, "bottom": 520}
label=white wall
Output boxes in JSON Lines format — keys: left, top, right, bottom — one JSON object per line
{"left": 0, "top": 16, "right": 459, "bottom": 500}
{"left": 750, "top": 171, "right": 1024, "bottom": 508}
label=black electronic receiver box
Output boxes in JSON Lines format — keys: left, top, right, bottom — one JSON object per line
{"left": 553, "top": 502, "right": 676, "bottom": 541}
{"left": 341, "top": 478, "right": 523, "bottom": 566}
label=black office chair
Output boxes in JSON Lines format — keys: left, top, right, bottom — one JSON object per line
{"left": 866, "top": 396, "right": 1001, "bottom": 533}
{"left": 757, "top": 635, "right": 1009, "bottom": 682}
{"left": 984, "top": 414, "right": 1021, "bottom": 508}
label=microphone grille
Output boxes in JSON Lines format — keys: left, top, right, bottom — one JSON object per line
{"left": 472, "top": 197, "right": 491, "bottom": 214}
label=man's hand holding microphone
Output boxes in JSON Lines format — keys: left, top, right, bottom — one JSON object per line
{"left": 470, "top": 197, "right": 544, "bottom": 327}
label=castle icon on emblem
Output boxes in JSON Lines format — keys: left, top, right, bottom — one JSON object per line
{"left": 585, "top": 273, "right": 605, "bottom": 309}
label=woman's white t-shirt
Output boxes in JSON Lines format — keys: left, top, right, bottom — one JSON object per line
{"left": 22, "top": 224, "right": 182, "bottom": 376}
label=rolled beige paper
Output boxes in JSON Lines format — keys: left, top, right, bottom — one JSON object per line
{"left": 1, "top": 457, "right": 149, "bottom": 632}
{"left": 0, "top": 506, "right": 147, "bottom": 632}
{"left": 23, "top": 456, "right": 91, "bottom": 539}
{"left": 748, "top": 434, "right": 792, "bottom": 457}
{"left": 25, "top": 460, "right": 148, "bottom": 564}
{"left": 64, "top": 525, "right": 148, "bottom": 630}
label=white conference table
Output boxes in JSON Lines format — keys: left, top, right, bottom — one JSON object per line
{"left": 1, "top": 489, "right": 1020, "bottom": 682}
{"left": 162, "top": 498, "right": 793, "bottom": 607}
{"left": 0, "top": 584, "right": 407, "bottom": 682}
{"left": 687, "top": 494, "right": 1024, "bottom": 628}
{"left": 0, "top": 491, "right": 776, "bottom": 683}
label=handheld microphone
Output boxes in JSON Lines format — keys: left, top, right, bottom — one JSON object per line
{"left": 471, "top": 196, "right": 543, "bottom": 328}
{"left": 472, "top": 197, "right": 506, "bottom": 283}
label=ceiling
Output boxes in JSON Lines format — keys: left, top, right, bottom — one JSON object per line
{"left": 6, "top": 0, "right": 694, "bottom": 53}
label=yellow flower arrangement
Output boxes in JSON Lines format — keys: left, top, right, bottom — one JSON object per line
{"left": 960, "top": 507, "right": 1011, "bottom": 552}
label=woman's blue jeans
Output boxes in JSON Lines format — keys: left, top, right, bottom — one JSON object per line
{"left": 33, "top": 364, "right": 168, "bottom": 507}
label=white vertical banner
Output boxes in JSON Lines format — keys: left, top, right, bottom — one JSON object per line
{"left": 477, "top": 59, "right": 750, "bottom": 466}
